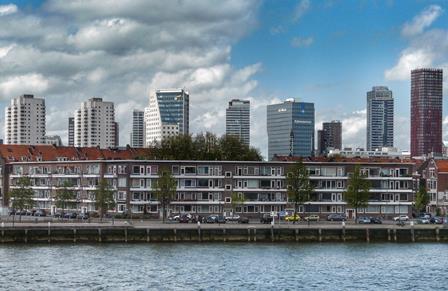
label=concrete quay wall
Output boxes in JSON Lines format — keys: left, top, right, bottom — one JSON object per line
{"left": 1, "top": 225, "right": 448, "bottom": 243}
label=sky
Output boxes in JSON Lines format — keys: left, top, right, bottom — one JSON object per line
{"left": 0, "top": 0, "right": 447, "bottom": 159}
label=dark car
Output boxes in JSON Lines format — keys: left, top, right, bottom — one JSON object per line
{"left": 178, "top": 215, "right": 190, "bottom": 223}
{"left": 78, "top": 212, "right": 90, "bottom": 220}
{"left": 206, "top": 215, "right": 226, "bottom": 224}
{"left": 370, "top": 217, "right": 382, "bottom": 224}
{"left": 327, "top": 213, "right": 346, "bottom": 221}
{"left": 8, "top": 209, "right": 17, "bottom": 216}
{"left": 34, "top": 209, "right": 46, "bottom": 217}
{"left": 430, "top": 217, "right": 444, "bottom": 224}
{"left": 238, "top": 216, "right": 249, "bottom": 224}
{"left": 260, "top": 214, "right": 273, "bottom": 224}
{"left": 63, "top": 212, "right": 77, "bottom": 219}
{"left": 53, "top": 212, "right": 63, "bottom": 218}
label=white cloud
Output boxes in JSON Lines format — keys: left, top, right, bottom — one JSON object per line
{"left": 291, "top": 36, "right": 314, "bottom": 48}
{"left": 385, "top": 5, "right": 448, "bottom": 82}
{"left": 402, "top": 5, "right": 443, "bottom": 37}
{"left": 293, "top": 0, "right": 310, "bottom": 22}
{"left": 0, "top": 4, "right": 17, "bottom": 16}
{"left": 0, "top": 0, "right": 261, "bottom": 148}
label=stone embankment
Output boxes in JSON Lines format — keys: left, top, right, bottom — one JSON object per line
{"left": 1, "top": 223, "right": 447, "bottom": 243}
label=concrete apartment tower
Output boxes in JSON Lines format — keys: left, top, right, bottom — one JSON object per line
{"left": 74, "top": 97, "right": 116, "bottom": 148}
{"left": 5, "top": 94, "right": 46, "bottom": 145}
{"left": 130, "top": 110, "right": 144, "bottom": 148}
{"left": 411, "top": 68, "right": 443, "bottom": 157}
{"left": 226, "top": 99, "right": 250, "bottom": 146}
{"left": 366, "top": 86, "right": 394, "bottom": 151}
{"left": 267, "top": 99, "right": 315, "bottom": 160}
{"left": 68, "top": 117, "right": 74, "bottom": 146}
{"left": 144, "top": 89, "right": 189, "bottom": 146}
{"left": 317, "top": 121, "right": 342, "bottom": 155}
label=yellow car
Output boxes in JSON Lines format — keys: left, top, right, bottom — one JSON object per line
{"left": 285, "top": 214, "right": 301, "bottom": 222}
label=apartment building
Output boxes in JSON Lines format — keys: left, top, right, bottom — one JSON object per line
{"left": 419, "top": 158, "right": 448, "bottom": 215}
{"left": 0, "top": 145, "right": 417, "bottom": 219}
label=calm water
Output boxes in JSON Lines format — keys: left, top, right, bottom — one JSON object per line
{"left": 0, "top": 243, "right": 446, "bottom": 290}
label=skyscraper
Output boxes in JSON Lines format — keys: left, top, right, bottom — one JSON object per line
{"left": 113, "top": 122, "right": 119, "bottom": 147}
{"left": 68, "top": 117, "right": 74, "bottom": 146}
{"left": 366, "top": 86, "right": 394, "bottom": 151}
{"left": 145, "top": 89, "right": 189, "bottom": 145}
{"left": 411, "top": 68, "right": 443, "bottom": 157}
{"left": 74, "top": 97, "right": 116, "bottom": 148}
{"left": 4, "top": 94, "right": 46, "bottom": 145}
{"left": 226, "top": 99, "right": 250, "bottom": 146}
{"left": 317, "top": 121, "right": 342, "bottom": 155}
{"left": 130, "top": 110, "right": 145, "bottom": 147}
{"left": 267, "top": 99, "right": 314, "bottom": 160}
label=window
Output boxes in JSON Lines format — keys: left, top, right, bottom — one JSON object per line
{"left": 225, "top": 171, "right": 232, "bottom": 177}
{"left": 225, "top": 184, "right": 232, "bottom": 190}
{"left": 118, "top": 177, "right": 127, "bottom": 187}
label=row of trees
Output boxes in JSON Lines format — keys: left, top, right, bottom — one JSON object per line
{"left": 144, "top": 132, "right": 263, "bottom": 161}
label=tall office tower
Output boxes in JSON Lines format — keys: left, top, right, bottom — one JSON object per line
{"left": 411, "top": 68, "right": 443, "bottom": 157}
{"left": 144, "top": 89, "right": 189, "bottom": 145}
{"left": 226, "top": 99, "right": 250, "bottom": 146}
{"left": 68, "top": 117, "right": 74, "bottom": 146}
{"left": 366, "top": 86, "right": 394, "bottom": 151}
{"left": 267, "top": 99, "right": 315, "bottom": 160}
{"left": 74, "top": 97, "right": 116, "bottom": 148}
{"left": 317, "top": 121, "right": 342, "bottom": 155}
{"left": 130, "top": 110, "right": 144, "bottom": 147}
{"left": 4, "top": 94, "right": 46, "bottom": 145}
{"left": 113, "top": 122, "right": 119, "bottom": 147}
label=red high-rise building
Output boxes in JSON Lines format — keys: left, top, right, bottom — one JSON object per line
{"left": 410, "top": 68, "right": 443, "bottom": 157}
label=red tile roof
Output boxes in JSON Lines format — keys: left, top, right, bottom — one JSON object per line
{"left": 436, "top": 160, "right": 448, "bottom": 172}
{"left": 0, "top": 144, "right": 150, "bottom": 163}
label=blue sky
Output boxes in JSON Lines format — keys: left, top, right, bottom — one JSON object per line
{"left": 0, "top": 0, "right": 447, "bottom": 157}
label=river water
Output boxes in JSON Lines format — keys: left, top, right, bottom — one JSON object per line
{"left": 0, "top": 243, "right": 446, "bottom": 290}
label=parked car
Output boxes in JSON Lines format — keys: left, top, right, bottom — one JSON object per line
{"left": 304, "top": 215, "right": 320, "bottom": 222}
{"left": 327, "top": 213, "right": 346, "bottom": 221}
{"left": 285, "top": 214, "right": 301, "bottom": 222}
{"left": 206, "top": 215, "right": 226, "bottom": 224}
{"left": 178, "top": 215, "right": 190, "bottom": 223}
{"left": 260, "top": 214, "right": 273, "bottom": 224}
{"left": 168, "top": 214, "right": 181, "bottom": 222}
{"left": 225, "top": 215, "right": 241, "bottom": 222}
{"left": 370, "top": 217, "right": 382, "bottom": 224}
{"left": 430, "top": 217, "right": 444, "bottom": 224}
{"left": 25, "top": 209, "right": 34, "bottom": 216}
{"left": 416, "top": 217, "right": 430, "bottom": 224}
{"left": 418, "top": 213, "right": 432, "bottom": 219}
{"left": 78, "top": 212, "right": 90, "bottom": 220}
{"left": 8, "top": 209, "right": 17, "bottom": 216}
{"left": 63, "top": 212, "right": 77, "bottom": 219}
{"left": 238, "top": 216, "right": 249, "bottom": 224}
{"left": 34, "top": 209, "right": 46, "bottom": 217}
{"left": 357, "top": 216, "right": 371, "bottom": 224}
{"left": 53, "top": 212, "right": 63, "bottom": 218}
{"left": 393, "top": 215, "right": 409, "bottom": 221}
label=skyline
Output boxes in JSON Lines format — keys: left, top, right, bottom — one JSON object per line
{"left": 0, "top": 1, "right": 447, "bottom": 158}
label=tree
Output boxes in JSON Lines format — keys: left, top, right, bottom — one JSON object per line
{"left": 231, "top": 192, "right": 246, "bottom": 217}
{"left": 153, "top": 167, "right": 177, "bottom": 223}
{"left": 94, "top": 178, "right": 116, "bottom": 221}
{"left": 9, "top": 177, "right": 34, "bottom": 222}
{"left": 344, "top": 165, "right": 371, "bottom": 222}
{"left": 55, "top": 180, "right": 76, "bottom": 218}
{"left": 414, "top": 185, "right": 429, "bottom": 214}
{"left": 286, "top": 162, "right": 314, "bottom": 223}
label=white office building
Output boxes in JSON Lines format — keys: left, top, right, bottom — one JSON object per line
{"left": 4, "top": 94, "right": 46, "bottom": 145}
{"left": 74, "top": 98, "right": 116, "bottom": 148}
{"left": 144, "top": 89, "right": 189, "bottom": 146}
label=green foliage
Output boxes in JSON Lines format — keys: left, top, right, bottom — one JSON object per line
{"left": 231, "top": 192, "right": 246, "bottom": 215}
{"left": 286, "top": 162, "right": 314, "bottom": 217}
{"left": 55, "top": 180, "right": 76, "bottom": 214}
{"left": 9, "top": 176, "right": 34, "bottom": 213}
{"left": 344, "top": 165, "right": 371, "bottom": 221}
{"left": 95, "top": 178, "right": 116, "bottom": 219}
{"left": 414, "top": 185, "right": 429, "bottom": 213}
{"left": 147, "top": 132, "right": 263, "bottom": 161}
{"left": 153, "top": 167, "right": 177, "bottom": 222}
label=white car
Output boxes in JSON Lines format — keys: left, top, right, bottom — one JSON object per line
{"left": 393, "top": 215, "right": 409, "bottom": 221}
{"left": 225, "top": 215, "right": 240, "bottom": 222}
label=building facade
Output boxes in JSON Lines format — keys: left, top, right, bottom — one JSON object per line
{"left": 0, "top": 145, "right": 417, "bottom": 219}
{"left": 420, "top": 159, "right": 448, "bottom": 215}
{"left": 130, "top": 110, "right": 145, "bottom": 148}
{"left": 317, "top": 121, "right": 342, "bottom": 155}
{"left": 267, "top": 99, "right": 314, "bottom": 160}
{"left": 226, "top": 99, "right": 250, "bottom": 146}
{"left": 367, "top": 86, "right": 394, "bottom": 151}
{"left": 74, "top": 98, "right": 116, "bottom": 148}
{"left": 411, "top": 69, "right": 443, "bottom": 157}
{"left": 68, "top": 117, "right": 74, "bottom": 147}
{"left": 145, "top": 89, "right": 189, "bottom": 146}
{"left": 4, "top": 94, "right": 46, "bottom": 145}
{"left": 44, "top": 135, "right": 62, "bottom": 146}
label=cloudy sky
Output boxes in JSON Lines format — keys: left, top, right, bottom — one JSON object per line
{"left": 0, "top": 0, "right": 447, "bottom": 158}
